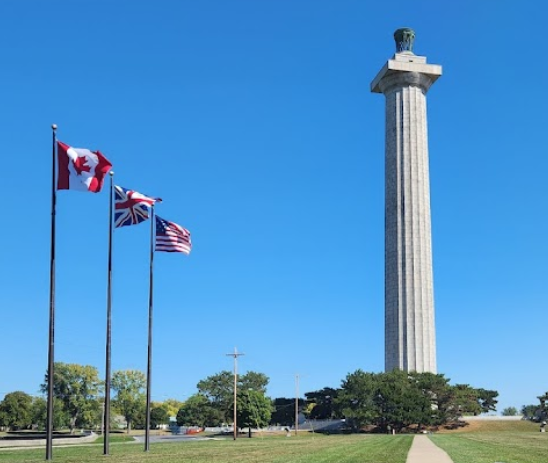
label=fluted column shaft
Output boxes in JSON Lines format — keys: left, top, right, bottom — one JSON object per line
{"left": 380, "top": 71, "right": 436, "bottom": 373}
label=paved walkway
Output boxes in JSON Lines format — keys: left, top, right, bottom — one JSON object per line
{"left": 406, "top": 435, "right": 454, "bottom": 463}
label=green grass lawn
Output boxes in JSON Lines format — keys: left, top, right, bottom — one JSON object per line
{"left": 431, "top": 431, "right": 548, "bottom": 463}
{"left": 3, "top": 421, "right": 546, "bottom": 463}
{"left": 0, "top": 434, "right": 412, "bottom": 463}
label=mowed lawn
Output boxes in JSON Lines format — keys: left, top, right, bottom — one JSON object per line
{"left": 0, "top": 434, "right": 413, "bottom": 463}
{"left": 431, "top": 420, "right": 548, "bottom": 463}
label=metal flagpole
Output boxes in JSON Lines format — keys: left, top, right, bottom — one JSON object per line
{"left": 103, "top": 172, "right": 114, "bottom": 455}
{"left": 46, "top": 123, "right": 57, "bottom": 461}
{"left": 144, "top": 205, "right": 155, "bottom": 452}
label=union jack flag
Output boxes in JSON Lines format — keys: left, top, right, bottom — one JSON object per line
{"left": 114, "top": 185, "right": 160, "bottom": 228}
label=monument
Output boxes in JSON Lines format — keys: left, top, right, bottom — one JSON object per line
{"left": 371, "top": 28, "right": 442, "bottom": 373}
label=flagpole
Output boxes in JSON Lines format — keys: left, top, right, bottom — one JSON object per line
{"left": 46, "top": 123, "right": 57, "bottom": 461}
{"left": 103, "top": 171, "right": 114, "bottom": 455}
{"left": 144, "top": 205, "right": 155, "bottom": 452}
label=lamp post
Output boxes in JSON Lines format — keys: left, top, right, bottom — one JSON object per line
{"left": 247, "top": 390, "right": 252, "bottom": 438}
{"left": 295, "top": 374, "right": 299, "bottom": 436}
{"left": 226, "top": 347, "right": 244, "bottom": 440}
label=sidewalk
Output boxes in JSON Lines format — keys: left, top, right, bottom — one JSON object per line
{"left": 406, "top": 435, "right": 454, "bottom": 463}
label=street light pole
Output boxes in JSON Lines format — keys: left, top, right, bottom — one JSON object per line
{"left": 226, "top": 347, "right": 244, "bottom": 440}
{"left": 295, "top": 373, "right": 299, "bottom": 436}
{"left": 248, "top": 390, "right": 252, "bottom": 438}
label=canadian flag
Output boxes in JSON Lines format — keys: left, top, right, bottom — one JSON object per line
{"left": 57, "top": 141, "right": 112, "bottom": 193}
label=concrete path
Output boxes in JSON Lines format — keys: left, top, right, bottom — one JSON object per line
{"left": 406, "top": 435, "right": 454, "bottom": 463}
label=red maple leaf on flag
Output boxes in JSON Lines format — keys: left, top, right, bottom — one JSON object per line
{"left": 73, "top": 156, "right": 91, "bottom": 176}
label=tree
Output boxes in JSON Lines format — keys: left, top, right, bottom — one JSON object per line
{"left": 411, "top": 372, "right": 455, "bottom": 425}
{"left": 41, "top": 362, "right": 103, "bottom": 432}
{"left": 235, "top": 390, "right": 272, "bottom": 436}
{"left": 477, "top": 388, "right": 498, "bottom": 414}
{"left": 176, "top": 394, "right": 223, "bottom": 427}
{"left": 197, "top": 370, "right": 270, "bottom": 424}
{"left": 150, "top": 406, "right": 170, "bottom": 429}
{"left": 335, "top": 370, "right": 488, "bottom": 432}
{"left": 320, "top": 370, "right": 499, "bottom": 433}
{"left": 0, "top": 391, "right": 33, "bottom": 430}
{"left": 521, "top": 404, "right": 540, "bottom": 421}
{"left": 30, "top": 396, "right": 69, "bottom": 430}
{"left": 197, "top": 371, "right": 233, "bottom": 422}
{"left": 240, "top": 372, "right": 269, "bottom": 394}
{"left": 451, "top": 384, "right": 482, "bottom": 416}
{"left": 305, "top": 387, "right": 341, "bottom": 419}
{"left": 129, "top": 404, "right": 147, "bottom": 430}
{"left": 111, "top": 370, "right": 146, "bottom": 433}
{"left": 159, "top": 398, "right": 184, "bottom": 417}
{"left": 502, "top": 406, "right": 518, "bottom": 416}
{"left": 270, "top": 398, "right": 295, "bottom": 426}
{"left": 335, "top": 369, "right": 379, "bottom": 430}
{"left": 374, "top": 370, "right": 433, "bottom": 432}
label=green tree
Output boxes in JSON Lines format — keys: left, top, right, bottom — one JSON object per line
{"left": 159, "top": 398, "right": 184, "bottom": 417}
{"left": 451, "top": 384, "right": 482, "bottom": 416}
{"left": 235, "top": 390, "right": 272, "bottom": 436}
{"left": 197, "top": 371, "right": 233, "bottom": 422}
{"left": 335, "top": 369, "right": 379, "bottom": 430}
{"left": 328, "top": 370, "right": 499, "bottom": 433}
{"left": 197, "top": 371, "right": 269, "bottom": 424}
{"left": 411, "top": 372, "right": 455, "bottom": 425}
{"left": 111, "top": 370, "right": 146, "bottom": 433}
{"left": 30, "top": 396, "right": 69, "bottom": 430}
{"left": 502, "top": 406, "right": 518, "bottom": 416}
{"left": 305, "top": 387, "right": 341, "bottom": 419}
{"left": 150, "top": 406, "right": 170, "bottom": 428}
{"left": 240, "top": 372, "right": 269, "bottom": 394}
{"left": 477, "top": 388, "right": 498, "bottom": 414}
{"left": 270, "top": 398, "right": 295, "bottom": 426}
{"left": 521, "top": 404, "right": 540, "bottom": 421}
{"left": 176, "top": 394, "right": 223, "bottom": 427}
{"left": 0, "top": 391, "right": 33, "bottom": 430}
{"left": 374, "top": 370, "right": 433, "bottom": 432}
{"left": 336, "top": 370, "right": 475, "bottom": 432}
{"left": 448, "top": 385, "right": 498, "bottom": 415}
{"left": 129, "top": 404, "right": 147, "bottom": 430}
{"left": 40, "top": 362, "right": 103, "bottom": 432}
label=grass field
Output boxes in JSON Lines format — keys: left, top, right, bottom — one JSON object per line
{"left": 431, "top": 432, "right": 548, "bottom": 463}
{"left": 2, "top": 421, "right": 547, "bottom": 463}
{"left": 0, "top": 434, "right": 413, "bottom": 463}
{"left": 431, "top": 419, "right": 548, "bottom": 463}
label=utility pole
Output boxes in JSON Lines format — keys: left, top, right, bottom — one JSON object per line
{"left": 226, "top": 347, "right": 244, "bottom": 440}
{"left": 295, "top": 373, "right": 299, "bottom": 436}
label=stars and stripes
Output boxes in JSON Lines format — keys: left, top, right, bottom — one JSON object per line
{"left": 155, "top": 215, "right": 191, "bottom": 254}
{"left": 114, "top": 185, "right": 160, "bottom": 228}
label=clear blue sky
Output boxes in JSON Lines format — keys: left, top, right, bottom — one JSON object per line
{"left": 1, "top": 0, "right": 546, "bottom": 414}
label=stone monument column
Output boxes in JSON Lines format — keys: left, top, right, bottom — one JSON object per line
{"left": 371, "top": 29, "right": 442, "bottom": 373}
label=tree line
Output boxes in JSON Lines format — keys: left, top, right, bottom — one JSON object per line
{"left": 4, "top": 362, "right": 545, "bottom": 433}
{"left": 0, "top": 363, "right": 181, "bottom": 433}
{"left": 521, "top": 392, "right": 548, "bottom": 422}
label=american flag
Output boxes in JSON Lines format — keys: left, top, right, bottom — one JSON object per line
{"left": 155, "top": 215, "right": 192, "bottom": 254}
{"left": 114, "top": 185, "right": 160, "bottom": 228}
